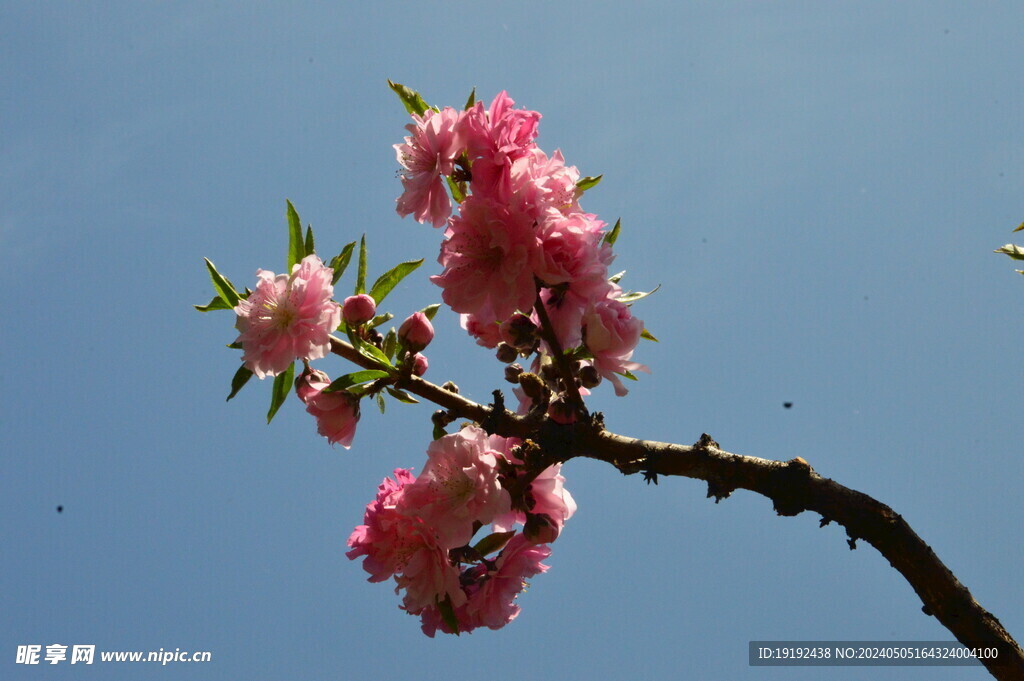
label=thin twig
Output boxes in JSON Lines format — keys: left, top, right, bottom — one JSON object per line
{"left": 532, "top": 288, "right": 588, "bottom": 417}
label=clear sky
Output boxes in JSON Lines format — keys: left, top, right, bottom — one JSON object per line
{"left": 2, "top": 3, "right": 1022, "bottom": 680}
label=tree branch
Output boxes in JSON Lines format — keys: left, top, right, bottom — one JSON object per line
{"left": 329, "top": 335, "right": 1023, "bottom": 680}
{"left": 532, "top": 290, "right": 587, "bottom": 416}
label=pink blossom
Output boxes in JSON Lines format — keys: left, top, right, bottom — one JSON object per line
{"left": 234, "top": 255, "right": 342, "bottom": 379}
{"left": 534, "top": 210, "right": 609, "bottom": 290}
{"left": 493, "top": 462, "right": 576, "bottom": 543}
{"left": 523, "top": 463, "right": 577, "bottom": 539}
{"left": 431, "top": 196, "right": 541, "bottom": 321}
{"left": 341, "top": 294, "right": 376, "bottom": 326}
{"left": 537, "top": 287, "right": 589, "bottom": 349}
{"left": 346, "top": 469, "right": 417, "bottom": 582}
{"left": 460, "top": 312, "right": 502, "bottom": 349}
{"left": 581, "top": 295, "right": 650, "bottom": 396}
{"left": 463, "top": 534, "right": 551, "bottom": 630}
{"left": 400, "top": 426, "right": 511, "bottom": 549}
{"left": 395, "top": 107, "right": 464, "bottom": 227}
{"left": 460, "top": 92, "right": 541, "bottom": 202}
{"left": 398, "top": 311, "right": 434, "bottom": 353}
{"left": 347, "top": 469, "right": 466, "bottom": 612}
{"left": 419, "top": 535, "right": 550, "bottom": 635}
{"left": 418, "top": 600, "right": 465, "bottom": 637}
{"left": 296, "top": 369, "right": 360, "bottom": 448}
{"left": 508, "top": 148, "right": 581, "bottom": 217}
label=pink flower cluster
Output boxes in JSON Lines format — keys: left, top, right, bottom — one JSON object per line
{"left": 395, "top": 92, "right": 648, "bottom": 395}
{"left": 347, "top": 426, "right": 575, "bottom": 635}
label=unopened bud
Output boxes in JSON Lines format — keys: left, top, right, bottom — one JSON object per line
{"left": 539, "top": 362, "right": 560, "bottom": 384}
{"left": 523, "top": 513, "right": 560, "bottom": 544}
{"left": 579, "top": 364, "right": 601, "bottom": 389}
{"left": 342, "top": 294, "right": 377, "bottom": 326}
{"left": 295, "top": 367, "right": 330, "bottom": 403}
{"left": 441, "top": 381, "right": 459, "bottom": 394}
{"left": 410, "top": 353, "right": 428, "bottom": 376}
{"left": 504, "top": 363, "right": 524, "bottom": 384}
{"left": 398, "top": 311, "right": 434, "bottom": 352}
{"left": 495, "top": 343, "right": 518, "bottom": 363}
{"left": 499, "top": 313, "right": 539, "bottom": 350}
{"left": 432, "top": 409, "right": 454, "bottom": 429}
{"left": 518, "top": 372, "right": 546, "bottom": 402}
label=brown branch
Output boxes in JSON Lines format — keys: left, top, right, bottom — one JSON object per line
{"left": 329, "top": 335, "right": 1023, "bottom": 680}
{"left": 532, "top": 290, "right": 587, "bottom": 415}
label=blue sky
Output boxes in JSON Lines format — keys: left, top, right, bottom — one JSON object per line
{"left": 2, "top": 3, "right": 1022, "bottom": 680}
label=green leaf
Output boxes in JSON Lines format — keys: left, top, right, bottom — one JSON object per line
{"left": 608, "top": 269, "right": 626, "bottom": 284}
{"left": 616, "top": 369, "right": 639, "bottom": 382}
{"left": 329, "top": 241, "right": 357, "bottom": 286}
{"left": 566, "top": 346, "right": 594, "bottom": 361}
{"left": 345, "top": 383, "right": 377, "bottom": 399}
{"left": 359, "top": 341, "right": 393, "bottom": 367}
{"left": 420, "top": 303, "right": 441, "bottom": 321}
{"left": 386, "top": 386, "right": 419, "bottom": 404}
{"left": 464, "top": 87, "right": 476, "bottom": 110}
{"left": 641, "top": 328, "right": 659, "bottom": 342}
{"left": 382, "top": 328, "right": 398, "bottom": 360}
{"left": 437, "top": 596, "right": 460, "bottom": 635}
{"left": 445, "top": 175, "right": 466, "bottom": 203}
{"left": 376, "top": 392, "right": 386, "bottom": 414}
{"left": 995, "top": 243, "right": 1024, "bottom": 261}
{"left": 226, "top": 341, "right": 243, "bottom": 349}
{"left": 602, "top": 218, "right": 622, "bottom": 247}
{"left": 267, "top": 363, "right": 295, "bottom": 424}
{"left": 227, "top": 365, "right": 254, "bottom": 401}
{"left": 194, "top": 296, "right": 232, "bottom": 312}
{"left": 286, "top": 200, "right": 305, "bottom": 270}
{"left": 575, "top": 175, "right": 603, "bottom": 194}
{"left": 369, "top": 259, "right": 424, "bottom": 304}
{"left": 1014, "top": 221, "right": 1024, "bottom": 233}
{"left": 617, "top": 284, "right": 661, "bottom": 304}
{"left": 473, "top": 530, "right": 516, "bottom": 557}
{"left": 387, "top": 80, "right": 431, "bottom": 116}
{"left": 322, "top": 369, "right": 391, "bottom": 394}
{"left": 204, "top": 258, "right": 241, "bottom": 308}
{"left": 368, "top": 312, "right": 394, "bottom": 329}
{"left": 355, "top": 235, "right": 368, "bottom": 295}
{"left": 345, "top": 324, "right": 393, "bottom": 366}
{"left": 304, "top": 225, "right": 315, "bottom": 256}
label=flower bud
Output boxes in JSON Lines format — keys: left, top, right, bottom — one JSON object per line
{"left": 411, "top": 352, "right": 429, "bottom": 376}
{"left": 342, "top": 294, "right": 376, "bottom": 326}
{"left": 539, "top": 362, "right": 560, "bottom": 384}
{"left": 295, "top": 368, "right": 360, "bottom": 448}
{"left": 523, "top": 512, "right": 560, "bottom": 544}
{"left": 504, "top": 363, "right": 524, "bottom": 384}
{"left": 499, "top": 313, "right": 539, "bottom": 350}
{"left": 398, "top": 311, "right": 434, "bottom": 352}
{"left": 495, "top": 342, "right": 519, "bottom": 363}
{"left": 518, "top": 372, "right": 547, "bottom": 402}
{"left": 432, "top": 409, "right": 455, "bottom": 429}
{"left": 295, "top": 368, "right": 331, "bottom": 403}
{"left": 579, "top": 364, "right": 601, "bottom": 389}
